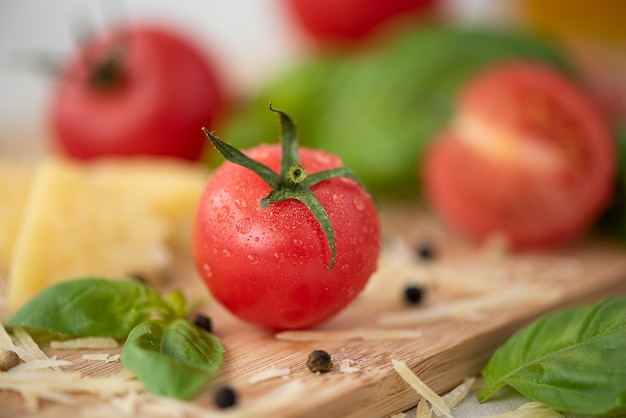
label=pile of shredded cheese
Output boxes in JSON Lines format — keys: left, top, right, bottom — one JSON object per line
{"left": 0, "top": 323, "right": 143, "bottom": 412}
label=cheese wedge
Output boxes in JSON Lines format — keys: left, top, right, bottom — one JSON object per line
{"left": 0, "top": 162, "right": 33, "bottom": 277}
{"left": 7, "top": 157, "right": 209, "bottom": 312}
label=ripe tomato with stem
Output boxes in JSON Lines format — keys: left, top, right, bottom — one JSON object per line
{"left": 193, "top": 107, "right": 381, "bottom": 330}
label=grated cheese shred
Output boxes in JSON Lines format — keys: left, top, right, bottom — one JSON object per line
{"left": 391, "top": 359, "right": 453, "bottom": 418}
{"left": 276, "top": 328, "right": 423, "bottom": 342}
{"left": 50, "top": 337, "right": 118, "bottom": 350}
{"left": 338, "top": 359, "right": 360, "bottom": 374}
{"left": 440, "top": 376, "right": 476, "bottom": 413}
{"left": 248, "top": 368, "right": 291, "bottom": 384}
{"left": 81, "top": 353, "right": 111, "bottom": 361}
{"left": 416, "top": 399, "right": 433, "bottom": 418}
{"left": 379, "top": 287, "right": 561, "bottom": 327}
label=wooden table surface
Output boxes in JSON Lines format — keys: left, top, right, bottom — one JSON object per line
{"left": 2, "top": 202, "right": 625, "bottom": 417}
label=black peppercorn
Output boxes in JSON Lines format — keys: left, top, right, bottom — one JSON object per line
{"left": 404, "top": 285, "right": 425, "bottom": 304}
{"left": 193, "top": 313, "right": 213, "bottom": 333}
{"left": 415, "top": 241, "right": 437, "bottom": 262}
{"left": 307, "top": 350, "right": 332, "bottom": 373}
{"left": 213, "top": 386, "right": 237, "bottom": 408}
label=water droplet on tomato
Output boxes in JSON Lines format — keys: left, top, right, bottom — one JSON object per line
{"left": 235, "top": 198, "right": 247, "bottom": 209}
{"left": 332, "top": 194, "right": 343, "bottom": 203}
{"left": 202, "top": 263, "right": 212, "bottom": 277}
{"left": 217, "top": 206, "right": 230, "bottom": 222}
{"left": 236, "top": 218, "right": 251, "bottom": 234}
{"left": 247, "top": 254, "right": 260, "bottom": 265}
{"left": 273, "top": 251, "right": 285, "bottom": 263}
{"left": 254, "top": 236, "right": 260, "bottom": 243}
{"left": 222, "top": 249, "right": 232, "bottom": 258}
{"left": 352, "top": 196, "right": 365, "bottom": 211}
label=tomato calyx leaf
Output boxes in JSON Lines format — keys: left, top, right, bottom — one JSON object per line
{"left": 202, "top": 105, "right": 363, "bottom": 269}
{"left": 84, "top": 37, "right": 129, "bottom": 90}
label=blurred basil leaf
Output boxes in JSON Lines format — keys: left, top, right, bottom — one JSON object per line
{"left": 8, "top": 278, "right": 173, "bottom": 339}
{"left": 219, "top": 25, "right": 575, "bottom": 196}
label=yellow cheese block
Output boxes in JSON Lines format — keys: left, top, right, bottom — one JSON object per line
{"left": 0, "top": 163, "right": 33, "bottom": 276}
{"left": 6, "top": 157, "right": 209, "bottom": 312}
{"left": 87, "top": 158, "right": 209, "bottom": 251}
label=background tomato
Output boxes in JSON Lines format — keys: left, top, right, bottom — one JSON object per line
{"left": 423, "top": 61, "right": 615, "bottom": 250}
{"left": 283, "top": 0, "right": 437, "bottom": 47}
{"left": 193, "top": 144, "right": 380, "bottom": 330}
{"left": 49, "top": 24, "right": 225, "bottom": 161}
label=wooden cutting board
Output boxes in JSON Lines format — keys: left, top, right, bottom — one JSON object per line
{"left": 2, "top": 202, "right": 626, "bottom": 418}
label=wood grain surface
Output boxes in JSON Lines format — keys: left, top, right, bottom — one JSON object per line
{"left": 2, "top": 202, "right": 626, "bottom": 418}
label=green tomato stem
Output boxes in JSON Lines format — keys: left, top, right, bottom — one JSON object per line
{"left": 202, "top": 105, "right": 365, "bottom": 269}
{"left": 287, "top": 165, "right": 307, "bottom": 185}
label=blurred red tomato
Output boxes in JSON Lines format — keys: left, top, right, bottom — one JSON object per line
{"left": 49, "top": 24, "right": 225, "bottom": 161}
{"left": 283, "top": 0, "right": 437, "bottom": 46}
{"left": 423, "top": 61, "right": 616, "bottom": 250}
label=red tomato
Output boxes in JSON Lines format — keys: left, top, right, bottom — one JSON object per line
{"left": 423, "top": 61, "right": 615, "bottom": 250}
{"left": 193, "top": 144, "right": 380, "bottom": 330}
{"left": 283, "top": 0, "right": 437, "bottom": 46}
{"left": 49, "top": 24, "right": 225, "bottom": 161}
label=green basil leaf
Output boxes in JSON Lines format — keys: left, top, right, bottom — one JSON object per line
{"left": 8, "top": 278, "right": 174, "bottom": 339}
{"left": 163, "top": 289, "right": 188, "bottom": 319}
{"left": 120, "top": 319, "right": 224, "bottom": 399}
{"left": 478, "top": 297, "right": 626, "bottom": 416}
{"left": 220, "top": 25, "right": 574, "bottom": 197}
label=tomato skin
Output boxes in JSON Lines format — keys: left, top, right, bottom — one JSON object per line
{"left": 423, "top": 61, "right": 615, "bottom": 250}
{"left": 50, "top": 25, "right": 225, "bottom": 161}
{"left": 283, "top": 0, "right": 437, "bottom": 46}
{"left": 193, "top": 145, "right": 380, "bottom": 330}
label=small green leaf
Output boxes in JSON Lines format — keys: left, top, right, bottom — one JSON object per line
{"left": 303, "top": 166, "right": 363, "bottom": 189}
{"left": 8, "top": 278, "right": 174, "bottom": 339}
{"left": 202, "top": 127, "right": 281, "bottom": 189}
{"left": 204, "top": 107, "right": 367, "bottom": 270}
{"left": 478, "top": 297, "right": 626, "bottom": 416}
{"left": 120, "top": 319, "right": 224, "bottom": 399}
{"left": 270, "top": 104, "right": 301, "bottom": 177}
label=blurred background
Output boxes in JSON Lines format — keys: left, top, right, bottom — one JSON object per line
{"left": 1, "top": 0, "right": 625, "bottom": 192}
{"left": 0, "top": 0, "right": 295, "bottom": 156}
{"left": 4, "top": 0, "right": 622, "bottom": 157}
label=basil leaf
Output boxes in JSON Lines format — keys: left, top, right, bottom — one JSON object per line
{"left": 120, "top": 319, "right": 224, "bottom": 399}
{"left": 8, "top": 278, "right": 174, "bottom": 339}
{"left": 478, "top": 297, "right": 626, "bottom": 416}
{"left": 220, "top": 25, "right": 574, "bottom": 196}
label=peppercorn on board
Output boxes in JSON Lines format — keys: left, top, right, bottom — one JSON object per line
{"left": 2, "top": 202, "right": 626, "bottom": 418}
